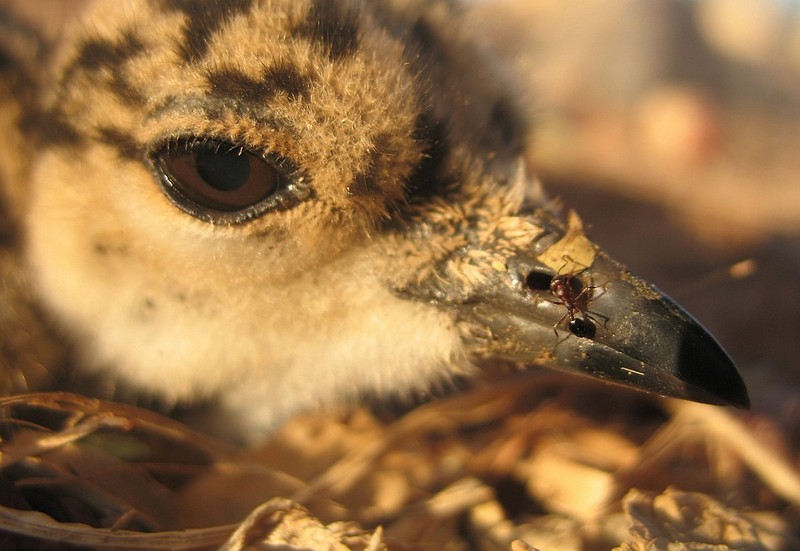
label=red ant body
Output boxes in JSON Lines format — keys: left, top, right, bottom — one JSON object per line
{"left": 524, "top": 258, "right": 608, "bottom": 339}
{"left": 548, "top": 263, "right": 609, "bottom": 339}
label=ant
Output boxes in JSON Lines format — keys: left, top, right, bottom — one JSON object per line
{"left": 550, "top": 272, "right": 600, "bottom": 339}
{"left": 527, "top": 256, "right": 608, "bottom": 340}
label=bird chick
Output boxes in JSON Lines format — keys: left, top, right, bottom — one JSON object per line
{"left": 1, "top": 0, "right": 748, "bottom": 440}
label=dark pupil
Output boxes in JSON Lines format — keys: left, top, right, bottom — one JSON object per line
{"left": 195, "top": 149, "right": 250, "bottom": 192}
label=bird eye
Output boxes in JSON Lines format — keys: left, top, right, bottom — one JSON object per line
{"left": 151, "top": 139, "right": 297, "bottom": 223}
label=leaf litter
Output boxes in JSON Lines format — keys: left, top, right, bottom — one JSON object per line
{"left": 0, "top": 372, "right": 798, "bottom": 550}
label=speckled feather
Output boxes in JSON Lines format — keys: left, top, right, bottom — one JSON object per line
{"left": 0, "top": 0, "right": 545, "bottom": 437}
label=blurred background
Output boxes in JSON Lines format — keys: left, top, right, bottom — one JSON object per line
{"left": 466, "top": 0, "right": 800, "bottom": 429}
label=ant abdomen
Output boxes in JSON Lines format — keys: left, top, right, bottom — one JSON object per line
{"left": 568, "top": 317, "right": 595, "bottom": 339}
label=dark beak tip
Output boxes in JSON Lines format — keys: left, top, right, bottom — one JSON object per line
{"left": 684, "top": 376, "right": 751, "bottom": 410}
{"left": 735, "top": 392, "right": 751, "bottom": 410}
{"left": 674, "top": 324, "right": 750, "bottom": 410}
{"left": 711, "top": 375, "right": 751, "bottom": 410}
{"left": 719, "top": 365, "right": 751, "bottom": 410}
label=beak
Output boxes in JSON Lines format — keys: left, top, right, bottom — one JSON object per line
{"left": 456, "top": 211, "right": 750, "bottom": 409}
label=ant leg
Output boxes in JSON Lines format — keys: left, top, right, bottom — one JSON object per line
{"left": 552, "top": 312, "right": 565, "bottom": 339}
{"left": 586, "top": 310, "right": 610, "bottom": 330}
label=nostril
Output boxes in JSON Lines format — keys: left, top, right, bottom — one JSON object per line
{"left": 525, "top": 271, "right": 553, "bottom": 291}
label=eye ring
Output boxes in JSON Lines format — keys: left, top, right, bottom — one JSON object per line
{"left": 149, "top": 138, "right": 309, "bottom": 224}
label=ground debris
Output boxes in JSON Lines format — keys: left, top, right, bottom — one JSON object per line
{"left": 615, "top": 488, "right": 794, "bottom": 551}
{"left": 1, "top": 374, "right": 798, "bottom": 550}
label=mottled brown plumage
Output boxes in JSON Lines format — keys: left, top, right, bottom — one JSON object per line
{"left": 0, "top": 0, "right": 747, "bottom": 441}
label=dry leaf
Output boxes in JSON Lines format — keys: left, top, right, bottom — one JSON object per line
{"left": 616, "top": 488, "right": 786, "bottom": 551}
{"left": 220, "top": 498, "right": 386, "bottom": 551}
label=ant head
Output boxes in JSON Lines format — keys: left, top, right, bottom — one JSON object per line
{"left": 550, "top": 273, "right": 584, "bottom": 295}
{"left": 525, "top": 270, "right": 585, "bottom": 299}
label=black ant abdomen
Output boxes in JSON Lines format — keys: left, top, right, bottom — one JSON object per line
{"left": 568, "top": 317, "right": 595, "bottom": 339}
